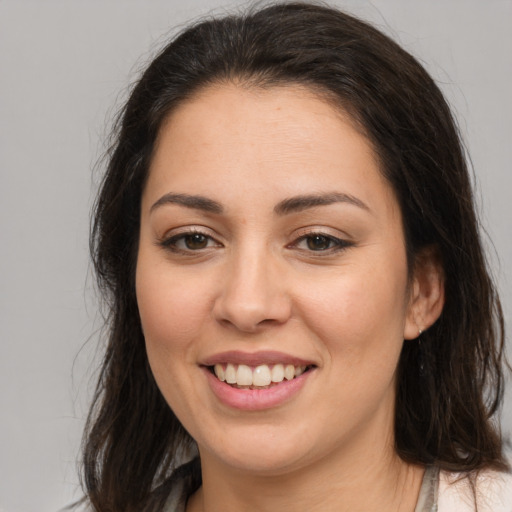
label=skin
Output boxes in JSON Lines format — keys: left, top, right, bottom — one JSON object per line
{"left": 136, "top": 84, "right": 444, "bottom": 512}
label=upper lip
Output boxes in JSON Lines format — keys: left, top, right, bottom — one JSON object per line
{"left": 201, "top": 350, "right": 316, "bottom": 367}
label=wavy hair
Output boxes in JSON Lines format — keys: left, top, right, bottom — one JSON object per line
{"left": 83, "top": 3, "right": 509, "bottom": 510}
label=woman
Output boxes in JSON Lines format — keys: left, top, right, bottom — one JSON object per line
{"left": 82, "top": 2, "right": 511, "bottom": 511}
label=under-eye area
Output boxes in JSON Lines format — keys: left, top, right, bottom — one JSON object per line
{"left": 207, "top": 363, "right": 316, "bottom": 389}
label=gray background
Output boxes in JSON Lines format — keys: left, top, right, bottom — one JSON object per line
{"left": 1, "top": 1, "right": 511, "bottom": 511}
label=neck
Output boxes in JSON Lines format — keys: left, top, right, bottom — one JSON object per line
{"left": 187, "top": 437, "right": 424, "bottom": 512}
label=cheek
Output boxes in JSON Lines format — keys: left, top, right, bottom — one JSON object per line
{"left": 136, "top": 261, "right": 211, "bottom": 349}
{"left": 135, "top": 259, "right": 211, "bottom": 416}
{"left": 296, "top": 256, "right": 409, "bottom": 363}
{"left": 293, "top": 264, "right": 409, "bottom": 427}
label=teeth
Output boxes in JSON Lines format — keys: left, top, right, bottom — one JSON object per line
{"left": 271, "top": 364, "right": 284, "bottom": 383}
{"left": 253, "top": 365, "right": 272, "bottom": 386}
{"left": 284, "top": 364, "right": 295, "bottom": 380}
{"left": 225, "top": 363, "right": 237, "bottom": 384}
{"left": 236, "top": 364, "right": 253, "bottom": 386}
{"left": 213, "top": 363, "right": 309, "bottom": 387}
{"left": 214, "top": 364, "right": 225, "bottom": 381}
{"left": 294, "top": 366, "right": 306, "bottom": 377}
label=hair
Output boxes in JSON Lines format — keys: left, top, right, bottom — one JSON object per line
{"left": 83, "top": 2, "right": 509, "bottom": 511}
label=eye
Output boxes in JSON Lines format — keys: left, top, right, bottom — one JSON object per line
{"left": 160, "top": 230, "right": 220, "bottom": 253}
{"left": 180, "top": 233, "right": 210, "bottom": 250}
{"left": 293, "top": 233, "right": 351, "bottom": 253}
{"left": 304, "top": 234, "right": 335, "bottom": 251}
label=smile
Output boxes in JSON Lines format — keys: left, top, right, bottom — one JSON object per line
{"left": 201, "top": 351, "right": 317, "bottom": 410}
{"left": 212, "top": 363, "right": 310, "bottom": 388}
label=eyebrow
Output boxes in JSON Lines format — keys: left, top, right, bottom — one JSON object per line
{"left": 274, "top": 192, "right": 370, "bottom": 215}
{"left": 150, "top": 191, "right": 370, "bottom": 216}
{"left": 150, "top": 193, "right": 223, "bottom": 214}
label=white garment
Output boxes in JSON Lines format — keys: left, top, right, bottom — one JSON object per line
{"left": 438, "top": 469, "right": 512, "bottom": 511}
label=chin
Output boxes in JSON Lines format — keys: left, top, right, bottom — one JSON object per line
{"left": 196, "top": 423, "right": 321, "bottom": 476}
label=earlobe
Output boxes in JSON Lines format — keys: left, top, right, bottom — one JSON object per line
{"left": 403, "top": 245, "right": 445, "bottom": 340}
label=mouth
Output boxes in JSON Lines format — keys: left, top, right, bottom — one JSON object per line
{"left": 207, "top": 363, "right": 315, "bottom": 390}
{"left": 201, "top": 352, "right": 317, "bottom": 410}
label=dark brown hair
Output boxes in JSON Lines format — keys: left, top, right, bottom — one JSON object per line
{"left": 84, "top": 2, "right": 509, "bottom": 510}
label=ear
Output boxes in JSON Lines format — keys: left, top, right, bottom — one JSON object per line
{"left": 403, "top": 245, "right": 445, "bottom": 340}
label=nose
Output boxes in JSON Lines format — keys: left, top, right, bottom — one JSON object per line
{"left": 212, "top": 248, "right": 292, "bottom": 333}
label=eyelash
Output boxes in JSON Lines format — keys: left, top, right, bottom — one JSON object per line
{"left": 291, "top": 232, "right": 352, "bottom": 254}
{"left": 159, "top": 230, "right": 353, "bottom": 255}
{"left": 159, "top": 228, "right": 220, "bottom": 254}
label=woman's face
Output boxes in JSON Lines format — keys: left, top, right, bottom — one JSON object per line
{"left": 136, "top": 84, "right": 419, "bottom": 475}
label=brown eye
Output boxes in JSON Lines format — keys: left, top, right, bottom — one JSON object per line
{"left": 160, "top": 230, "right": 220, "bottom": 253}
{"left": 306, "top": 235, "right": 332, "bottom": 251}
{"left": 184, "top": 233, "right": 209, "bottom": 250}
{"left": 292, "top": 232, "right": 352, "bottom": 254}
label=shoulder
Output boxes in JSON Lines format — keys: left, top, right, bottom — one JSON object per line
{"left": 438, "top": 468, "right": 512, "bottom": 511}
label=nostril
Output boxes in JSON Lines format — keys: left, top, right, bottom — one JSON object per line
{"left": 212, "top": 277, "right": 292, "bottom": 332}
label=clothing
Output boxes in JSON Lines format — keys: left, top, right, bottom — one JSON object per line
{"left": 415, "top": 466, "right": 512, "bottom": 511}
{"left": 162, "top": 465, "right": 512, "bottom": 512}
{"left": 437, "top": 468, "right": 512, "bottom": 511}
{"left": 415, "top": 466, "right": 439, "bottom": 512}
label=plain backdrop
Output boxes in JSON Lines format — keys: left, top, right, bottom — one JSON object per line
{"left": 1, "top": 1, "right": 511, "bottom": 511}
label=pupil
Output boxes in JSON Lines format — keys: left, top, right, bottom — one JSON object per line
{"left": 307, "top": 235, "right": 330, "bottom": 250}
{"left": 185, "top": 234, "right": 207, "bottom": 249}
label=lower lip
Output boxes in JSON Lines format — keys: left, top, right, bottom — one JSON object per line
{"left": 203, "top": 367, "right": 312, "bottom": 411}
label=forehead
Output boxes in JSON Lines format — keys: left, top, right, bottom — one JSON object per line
{"left": 156, "top": 83, "right": 367, "bottom": 159}
{"left": 145, "top": 83, "right": 397, "bottom": 220}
